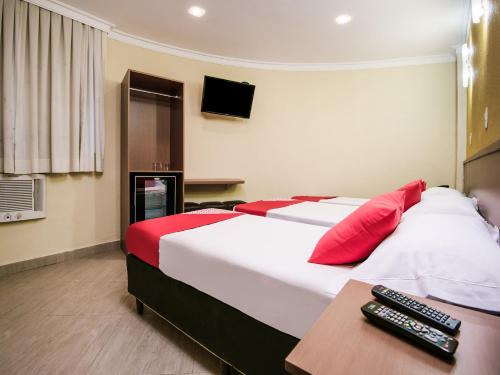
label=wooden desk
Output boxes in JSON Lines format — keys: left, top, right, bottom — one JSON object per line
{"left": 286, "top": 280, "right": 500, "bottom": 375}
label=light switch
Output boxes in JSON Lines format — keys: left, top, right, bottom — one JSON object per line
{"left": 484, "top": 107, "right": 489, "bottom": 129}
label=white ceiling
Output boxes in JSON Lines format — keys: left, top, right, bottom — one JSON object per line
{"left": 56, "top": 0, "right": 468, "bottom": 64}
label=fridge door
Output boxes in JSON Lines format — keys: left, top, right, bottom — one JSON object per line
{"left": 133, "top": 175, "right": 177, "bottom": 222}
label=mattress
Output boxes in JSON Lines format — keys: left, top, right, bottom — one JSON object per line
{"left": 235, "top": 200, "right": 358, "bottom": 227}
{"left": 158, "top": 214, "right": 352, "bottom": 338}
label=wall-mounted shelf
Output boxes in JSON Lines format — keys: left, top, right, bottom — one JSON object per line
{"left": 184, "top": 178, "right": 245, "bottom": 189}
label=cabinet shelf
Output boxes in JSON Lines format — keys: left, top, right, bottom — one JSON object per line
{"left": 184, "top": 178, "right": 245, "bottom": 187}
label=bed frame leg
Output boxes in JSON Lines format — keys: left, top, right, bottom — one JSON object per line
{"left": 220, "top": 361, "right": 231, "bottom": 375}
{"left": 135, "top": 298, "right": 144, "bottom": 315}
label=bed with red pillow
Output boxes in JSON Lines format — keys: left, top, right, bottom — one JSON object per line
{"left": 126, "top": 182, "right": 500, "bottom": 374}
{"left": 234, "top": 199, "right": 358, "bottom": 227}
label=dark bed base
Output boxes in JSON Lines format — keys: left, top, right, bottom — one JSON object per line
{"left": 127, "top": 254, "right": 299, "bottom": 375}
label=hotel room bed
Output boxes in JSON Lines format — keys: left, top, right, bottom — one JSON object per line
{"left": 127, "top": 190, "right": 500, "bottom": 374}
{"left": 127, "top": 140, "right": 500, "bottom": 375}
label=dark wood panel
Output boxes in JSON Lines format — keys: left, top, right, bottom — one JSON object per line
{"left": 129, "top": 70, "right": 183, "bottom": 97}
{"left": 463, "top": 140, "right": 500, "bottom": 227}
{"left": 129, "top": 95, "right": 171, "bottom": 171}
{"left": 169, "top": 85, "right": 184, "bottom": 171}
{"left": 120, "top": 71, "right": 130, "bottom": 241}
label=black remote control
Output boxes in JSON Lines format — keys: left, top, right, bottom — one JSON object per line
{"left": 371, "top": 285, "right": 461, "bottom": 335}
{"left": 361, "top": 301, "right": 458, "bottom": 358}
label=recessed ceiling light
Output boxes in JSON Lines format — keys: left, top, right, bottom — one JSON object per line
{"left": 335, "top": 14, "right": 352, "bottom": 25}
{"left": 188, "top": 6, "right": 206, "bottom": 18}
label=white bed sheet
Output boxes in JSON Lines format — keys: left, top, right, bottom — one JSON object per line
{"left": 159, "top": 214, "right": 352, "bottom": 338}
{"left": 319, "top": 197, "right": 369, "bottom": 206}
{"left": 267, "top": 201, "right": 358, "bottom": 227}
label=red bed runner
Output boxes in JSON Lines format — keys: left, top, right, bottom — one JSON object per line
{"left": 126, "top": 212, "right": 242, "bottom": 267}
{"left": 291, "top": 195, "right": 337, "bottom": 202}
{"left": 234, "top": 200, "right": 302, "bottom": 216}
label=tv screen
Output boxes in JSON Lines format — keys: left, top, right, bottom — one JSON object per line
{"left": 201, "top": 76, "right": 255, "bottom": 119}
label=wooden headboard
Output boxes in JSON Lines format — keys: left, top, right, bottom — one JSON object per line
{"left": 463, "top": 140, "right": 500, "bottom": 228}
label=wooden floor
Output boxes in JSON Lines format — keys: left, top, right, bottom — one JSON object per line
{"left": 0, "top": 249, "right": 223, "bottom": 375}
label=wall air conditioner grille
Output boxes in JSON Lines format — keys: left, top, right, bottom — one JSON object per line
{"left": 0, "top": 180, "right": 34, "bottom": 212}
{"left": 0, "top": 175, "right": 46, "bottom": 223}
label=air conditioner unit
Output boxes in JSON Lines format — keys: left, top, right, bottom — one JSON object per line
{"left": 0, "top": 174, "right": 46, "bottom": 223}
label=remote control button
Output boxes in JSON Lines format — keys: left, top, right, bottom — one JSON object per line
{"left": 410, "top": 322, "right": 424, "bottom": 331}
{"left": 426, "top": 334, "right": 439, "bottom": 343}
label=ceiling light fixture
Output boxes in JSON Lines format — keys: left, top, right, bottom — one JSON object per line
{"left": 188, "top": 6, "right": 206, "bottom": 18}
{"left": 471, "top": 0, "right": 484, "bottom": 23}
{"left": 335, "top": 14, "right": 352, "bottom": 25}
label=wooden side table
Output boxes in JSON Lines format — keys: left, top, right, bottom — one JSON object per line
{"left": 286, "top": 280, "right": 500, "bottom": 375}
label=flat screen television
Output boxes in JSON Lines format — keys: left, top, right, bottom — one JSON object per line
{"left": 201, "top": 76, "right": 255, "bottom": 119}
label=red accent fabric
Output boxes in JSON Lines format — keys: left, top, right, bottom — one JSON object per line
{"left": 309, "top": 191, "right": 405, "bottom": 265}
{"left": 291, "top": 195, "right": 337, "bottom": 202}
{"left": 419, "top": 179, "right": 427, "bottom": 191}
{"left": 397, "top": 180, "right": 423, "bottom": 211}
{"left": 234, "top": 200, "right": 302, "bottom": 216}
{"left": 125, "top": 212, "right": 242, "bottom": 268}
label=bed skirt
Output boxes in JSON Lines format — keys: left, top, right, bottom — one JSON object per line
{"left": 127, "top": 254, "right": 299, "bottom": 375}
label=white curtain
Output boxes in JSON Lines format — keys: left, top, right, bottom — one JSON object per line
{"left": 0, "top": 0, "right": 105, "bottom": 174}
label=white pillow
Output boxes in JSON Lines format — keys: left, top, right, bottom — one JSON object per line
{"left": 404, "top": 193, "right": 478, "bottom": 217}
{"left": 422, "top": 187, "right": 463, "bottom": 198}
{"left": 344, "top": 214, "right": 500, "bottom": 312}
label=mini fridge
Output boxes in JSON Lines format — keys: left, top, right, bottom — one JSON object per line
{"left": 130, "top": 173, "right": 181, "bottom": 223}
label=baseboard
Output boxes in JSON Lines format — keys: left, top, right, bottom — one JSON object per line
{"left": 0, "top": 240, "right": 121, "bottom": 277}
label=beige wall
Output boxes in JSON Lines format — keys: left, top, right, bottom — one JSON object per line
{"left": 0, "top": 38, "right": 457, "bottom": 266}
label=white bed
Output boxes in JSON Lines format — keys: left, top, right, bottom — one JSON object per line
{"left": 157, "top": 188, "right": 500, "bottom": 339}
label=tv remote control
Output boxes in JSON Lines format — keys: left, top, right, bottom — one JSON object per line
{"left": 361, "top": 301, "right": 458, "bottom": 358}
{"left": 371, "top": 285, "right": 461, "bottom": 335}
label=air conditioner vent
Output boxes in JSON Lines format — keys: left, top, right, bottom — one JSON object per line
{"left": 0, "top": 180, "right": 34, "bottom": 212}
{"left": 0, "top": 175, "right": 46, "bottom": 223}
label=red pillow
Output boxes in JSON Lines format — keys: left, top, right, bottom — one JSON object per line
{"left": 308, "top": 191, "right": 405, "bottom": 265}
{"left": 397, "top": 180, "right": 423, "bottom": 211}
{"left": 416, "top": 179, "right": 427, "bottom": 191}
